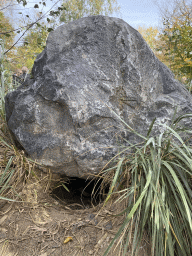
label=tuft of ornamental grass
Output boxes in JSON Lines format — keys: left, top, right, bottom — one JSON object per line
{"left": 0, "top": 39, "right": 36, "bottom": 205}
{"left": 0, "top": 104, "right": 36, "bottom": 205}
{"left": 102, "top": 111, "right": 192, "bottom": 256}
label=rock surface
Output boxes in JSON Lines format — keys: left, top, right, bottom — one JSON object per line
{"left": 5, "top": 15, "right": 192, "bottom": 178}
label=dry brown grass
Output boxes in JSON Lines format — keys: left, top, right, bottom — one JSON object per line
{"left": 0, "top": 119, "right": 37, "bottom": 206}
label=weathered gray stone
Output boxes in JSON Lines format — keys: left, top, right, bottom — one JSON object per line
{"left": 5, "top": 15, "right": 192, "bottom": 178}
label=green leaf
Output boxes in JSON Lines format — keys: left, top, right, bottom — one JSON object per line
{"left": 37, "top": 38, "right": 42, "bottom": 44}
{"left": 47, "top": 28, "right": 54, "bottom": 32}
{"left": 4, "top": 33, "right": 11, "bottom": 37}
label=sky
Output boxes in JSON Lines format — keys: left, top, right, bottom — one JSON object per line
{"left": 114, "top": 0, "right": 161, "bottom": 29}
{"left": 3, "top": 0, "right": 164, "bottom": 31}
{"left": 18, "top": 0, "right": 163, "bottom": 30}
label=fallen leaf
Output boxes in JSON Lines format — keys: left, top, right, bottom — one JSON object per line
{"left": 63, "top": 236, "right": 73, "bottom": 244}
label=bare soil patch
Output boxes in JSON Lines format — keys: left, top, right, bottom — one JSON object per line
{"left": 0, "top": 169, "right": 150, "bottom": 256}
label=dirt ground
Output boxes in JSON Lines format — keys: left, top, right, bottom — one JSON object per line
{"left": 0, "top": 170, "right": 150, "bottom": 256}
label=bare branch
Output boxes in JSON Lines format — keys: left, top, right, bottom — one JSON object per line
{"left": 3, "top": 0, "right": 62, "bottom": 54}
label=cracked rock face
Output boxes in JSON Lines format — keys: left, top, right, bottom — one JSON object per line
{"left": 5, "top": 15, "right": 192, "bottom": 178}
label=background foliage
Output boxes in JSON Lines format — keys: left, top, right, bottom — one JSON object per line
{"left": 12, "top": 23, "right": 48, "bottom": 70}
{"left": 0, "top": 0, "right": 120, "bottom": 72}
{"left": 0, "top": 0, "right": 191, "bottom": 88}
{"left": 138, "top": 0, "right": 192, "bottom": 88}
{"left": 60, "top": 0, "right": 119, "bottom": 23}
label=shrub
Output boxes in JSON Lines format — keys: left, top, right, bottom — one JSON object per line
{"left": 103, "top": 112, "right": 192, "bottom": 256}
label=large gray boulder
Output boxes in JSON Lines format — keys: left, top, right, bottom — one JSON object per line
{"left": 5, "top": 15, "right": 192, "bottom": 178}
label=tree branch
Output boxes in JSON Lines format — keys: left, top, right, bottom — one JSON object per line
{"left": 3, "top": 0, "right": 62, "bottom": 54}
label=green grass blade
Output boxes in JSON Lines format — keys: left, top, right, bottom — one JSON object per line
{"left": 173, "top": 113, "right": 192, "bottom": 125}
{"left": 107, "top": 106, "right": 147, "bottom": 140}
{"left": 0, "top": 196, "right": 16, "bottom": 202}
{"left": 162, "top": 124, "right": 191, "bottom": 155}
{"left": 0, "top": 169, "right": 15, "bottom": 194}
{"left": 104, "top": 157, "right": 124, "bottom": 205}
{"left": 144, "top": 137, "right": 156, "bottom": 153}
{"left": 126, "top": 165, "right": 152, "bottom": 220}
{"left": 0, "top": 137, "right": 13, "bottom": 149}
{"left": 62, "top": 183, "right": 70, "bottom": 192}
{"left": 147, "top": 118, "right": 156, "bottom": 137}
{"left": 0, "top": 156, "right": 14, "bottom": 184}
{"left": 162, "top": 161, "right": 192, "bottom": 230}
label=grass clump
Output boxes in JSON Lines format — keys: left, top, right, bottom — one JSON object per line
{"left": 0, "top": 39, "right": 35, "bottom": 205}
{"left": 102, "top": 113, "right": 192, "bottom": 256}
